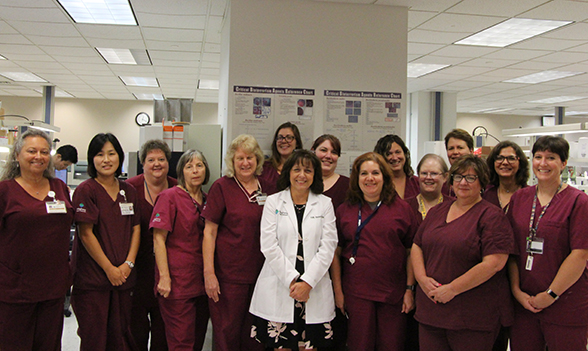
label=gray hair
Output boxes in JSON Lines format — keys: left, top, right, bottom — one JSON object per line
{"left": 1, "top": 129, "right": 54, "bottom": 181}
{"left": 224, "top": 134, "right": 264, "bottom": 178}
{"left": 417, "top": 153, "right": 449, "bottom": 175}
{"left": 176, "top": 149, "right": 210, "bottom": 188}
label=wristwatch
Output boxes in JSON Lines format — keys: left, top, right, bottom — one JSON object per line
{"left": 125, "top": 260, "right": 135, "bottom": 269}
{"left": 546, "top": 288, "right": 559, "bottom": 300}
{"left": 406, "top": 285, "right": 416, "bottom": 291}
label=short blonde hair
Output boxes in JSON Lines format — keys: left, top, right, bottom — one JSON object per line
{"left": 224, "top": 134, "right": 264, "bottom": 178}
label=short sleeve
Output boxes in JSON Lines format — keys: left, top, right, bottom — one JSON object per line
{"left": 568, "top": 192, "right": 588, "bottom": 251}
{"left": 72, "top": 181, "right": 99, "bottom": 225}
{"left": 150, "top": 189, "right": 177, "bottom": 233}
{"left": 201, "top": 179, "right": 226, "bottom": 225}
{"left": 479, "top": 205, "right": 515, "bottom": 256}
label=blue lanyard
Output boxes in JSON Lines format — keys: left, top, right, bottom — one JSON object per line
{"left": 350, "top": 201, "right": 382, "bottom": 264}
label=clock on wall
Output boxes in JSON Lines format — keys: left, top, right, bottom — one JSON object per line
{"left": 135, "top": 112, "right": 151, "bottom": 126}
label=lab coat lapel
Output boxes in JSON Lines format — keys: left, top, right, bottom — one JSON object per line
{"left": 282, "top": 189, "right": 299, "bottom": 230}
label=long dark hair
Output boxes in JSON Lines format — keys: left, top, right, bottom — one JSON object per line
{"left": 486, "top": 140, "right": 529, "bottom": 187}
{"left": 87, "top": 133, "right": 124, "bottom": 178}
{"left": 270, "top": 122, "right": 303, "bottom": 169}
{"left": 373, "top": 134, "right": 414, "bottom": 177}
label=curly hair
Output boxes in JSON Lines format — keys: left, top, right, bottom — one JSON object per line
{"left": 373, "top": 134, "right": 414, "bottom": 177}
{"left": 224, "top": 134, "right": 264, "bottom": 178}
{"left": 1, "top": 129, "right": 54, "bottom": 181}
{"left": 269, "top": 122, "right": 303, "bottom": 170}
{"left": 486, "top": 141, "right": 529, "bottom": 187}
{"left": 139, "top": 139, "right": 171, "bottom": 165}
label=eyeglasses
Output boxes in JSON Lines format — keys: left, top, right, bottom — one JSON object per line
{"left": 276, "top": 135, "right": 295, "bottom": 143}
{"left": 419, "top": 171, "right": 442, "bottom": 178}
{"left": 495, "top": 155, "right": 519, "bottom": 163}
{"left": 452, "top": 174, "right": 478, "bottom": 183}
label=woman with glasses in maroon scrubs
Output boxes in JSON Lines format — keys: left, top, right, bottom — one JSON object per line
{"left": 260, "top": 122, "right": 303, "bottom": 194}
{"left": 412, "top": 155, "right": 514, "bottom": 351}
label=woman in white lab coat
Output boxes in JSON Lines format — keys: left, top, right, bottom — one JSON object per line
{"left": 250, "top": 149, "right": 337, "bottom": 350}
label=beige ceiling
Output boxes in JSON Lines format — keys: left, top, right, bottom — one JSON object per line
{"left": 0, "top": 0, "right": 587, "bottom": 117}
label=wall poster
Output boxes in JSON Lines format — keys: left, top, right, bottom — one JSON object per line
{"left": 324, "top": 90, "right": 402, "bottom": 152}
{"left": 232, "top": 86, "right": 315, "bottom": 153}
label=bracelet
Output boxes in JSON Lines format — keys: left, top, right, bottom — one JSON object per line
{"left": 125, "top": 261, "right": 135, "bottom": 269}
{"left": 406, "top": 285, "right": 416, "bottom": 291}
{"left": 546, "top": 288, "right": 559, "bottom": 300}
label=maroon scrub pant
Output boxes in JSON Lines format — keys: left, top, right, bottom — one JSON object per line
{"left": 158, "top": 295, "right": 209, "bottom": 350}
{"left": 510, "top": 308, "right": 588, "bottom": 351}
{"left": 208, "top": 281, "right": 263, "bottom": 351}
{"left": 71, "top": 288, "right": 136, "bottom": 351}
{"left": 130, "top": 285, "right": 167, "bottom": 351}
{"left": 419, "top": 323, "right": 499, "bottom": 351}
{"left": 0, "top": 297, "right": 65, "bottom": 351}
{"left": 345, "top": 294, "right": 406, "bottom": 351}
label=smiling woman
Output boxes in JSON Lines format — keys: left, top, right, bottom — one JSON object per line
{"left": 0, "top": 130, "right": 73, "bottom": 351}
{"left": 71, "top": 133, "right": 141, "bottom": 351}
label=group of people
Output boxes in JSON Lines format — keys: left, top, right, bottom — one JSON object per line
{"left": 0, "top": 124, "right": 587, "bottom": 351}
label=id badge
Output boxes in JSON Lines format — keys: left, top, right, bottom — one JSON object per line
{"left": 46, "top": 201, "right": 67, "bottom": 214}
{"left": 119, "top": 202, "right": 135, "bottom": 215}
{"left": 256, "top": 193, "right": 267, "bottom": 206}
{"left": 526, "top": 237, "right": 544, "bottom": 254}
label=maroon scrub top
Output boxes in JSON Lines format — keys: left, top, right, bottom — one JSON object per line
{"left": 483, "top": 184, "right": 527, "bottom": 211}
{"left": 336, "top": 198, "right": 418, "bottom": 304}
{"left": 201, "top": 176, "right": 269, "bottom": 284}
{"left": 126, "top": 174, "right": 177, "bottom": 290}
{"left": 507, "top": 185, "right": 588, "bottom": 326}
{"left": 150, "top": 186, "right": 206, "bottom": 299}
{"left": 0, "top": 178, "right": 73, "bottom": 303}
{"left": 323, "top": 175, "right": 349, "bottom": 210}
{"left": 72, "top": 178, "right": 140, "bottom": 290}
{"left": 413, "top": 199, "right": 514, "bottom": 331}
{"left": 403, "top": 175, "right": 420, "bottom": 200}
{"left": 259, "top": 160, "right": 279, "bottom": 196}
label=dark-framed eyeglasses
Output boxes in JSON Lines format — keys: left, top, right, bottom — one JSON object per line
{"left": 495, "top": 155, "right": 519, "bottom": 163}
{"left": 452, "top": 174, "right": 478, "bottom": 183}
{"left": 276, "top": 135, "right": 295, "bottom": 143}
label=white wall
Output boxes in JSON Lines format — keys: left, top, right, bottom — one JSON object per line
{"left": 0, "top": 96, "right": 218, "bottom": 157}
{"left": 224, "top": 0, "right": 408, "bottom": 150}
{"left": 457, "top": 112, "right": 542, "bottom": 148}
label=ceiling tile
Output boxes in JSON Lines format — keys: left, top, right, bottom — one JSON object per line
{"left": 408, "top": 29, "right": 469, "bottom": 44}
{"left": 510, "top": 37, "right": 583, "bottom": 51}
{"left": 137, "top": 14, "right": 207, "bottom": 30}
{"left": 432, "top": 45, "right": 500, "bottom": 58}
{"left": 131, "top": 0, "right": 209, "bottom": 16}
{"left": 0, "top": 6, "right": 69, "bottom": 22}
{"left": 416, "top": 13, "right": 506, "bottom": 33}
{"left": 407, "top": 42, "right": 445, "bottom": 55}
{"left": 408, "top": 10, "right": 437, "bottom": 29}
{"left": 543, "top": 22, "right": 588, "bottom": 40}
{"left": 533, "top": 51, "right": 588, "bottom": 63}
{"left": 6, "top": 21, "right": 78, "bottom": 37}
{"left": 145, "top": 40, "right": 202, "bottom": 52}
{"left": 26, "top": 36, "right": 87, "bottom": 47}
{"left": 448, "top": 0, "right": 549, "bottom": 17}
{"left": 77, "top": 24, "right": 143, "bottom": 40}
{"left": 461, "top": 57, "right": 519, "bottom": 68}
{"left": 406, "top": 0, "right": 462, "bottom": 12}
{"left": 142, "top": 27, "right": 204, "bottom": 42}
{"left": 482, "top": 49, "right": 551, "bottom": 60}
{"left": 518, "top": 0, "right": 588, "bottom": 21}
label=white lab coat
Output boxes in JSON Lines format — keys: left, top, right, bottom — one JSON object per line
{"left": 249, "top": 188, "right": 337, "bottom": 324}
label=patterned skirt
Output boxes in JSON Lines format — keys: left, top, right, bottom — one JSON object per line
{"left": 251, "top": 300, "right": 334, "bottom": 349}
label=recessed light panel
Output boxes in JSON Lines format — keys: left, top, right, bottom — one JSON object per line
{"left": 529, "top": 96, "right": 586, "bottom": 104}
{"left": 455, "top": 18, "right": 572, "bottom": 47}
{"left": 119, "top": 76, "right": 159, "bottom": 87}
{"left": 133, "top": 93, "right": 164, "bottom": 100}
{"left": 58, "top": 0, "right": 136, "bottom": 25}
{"left": 0, "top": 72, "right": 47, "bottom": 82}
{"left": 566, "top": 111, "right": 588, "bottom": 116}
{"left": 34, "top": 89, "right": 74, "bottom": 98}
{"left": 504, "top": 71, "right": 584, "bottom": 84}
{"left": 96, "top": 48, "right": 151, "bottom": 65}
{"left": 198, "top": 79, "right": 219, "bottom": 90}
{"left": 407, "top": 63, "right": 450, "bottom": 78}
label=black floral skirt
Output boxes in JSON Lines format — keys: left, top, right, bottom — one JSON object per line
{"left": 251, "top": 300, "right": 334, "bottom": 349}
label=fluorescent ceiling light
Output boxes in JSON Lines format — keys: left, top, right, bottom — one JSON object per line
{"left": 407, "top": 63, "right": 450, "bottom": 78}
{"left": 96, "top": 48, "right": 151, "bottom": 65}
{"left": 529, "top": 96, "right": 587, "bottom": 104}
{"left": 57, "top": 0, "right": 136, "bottom": 25}
{"left": 198, "top": 79, "right": 219, "bottom": 90}
{"left": 0, "top": 55, "right": 6, "bottom": 60}
{"left": 503, "top": 123, "right": 588, "bottom": 137}
{"left": 504, "top": 71, "right": 584, "bottom": 84}
{"left": 471, "top": 107, "right": 514, "bottom": 113}
{"left": 119, "top": 76, "right": 159, "bottom": 87}
{"left": 455, "top": 18, "right": 572, "bottom": 47}
{"left": 133, "top": 93, "right": 164, "bottom": 100}
{"left": 0, "top": 72, "right": 47, "bottom": 82}
{"left": 566, "top": 111, "right": 588, "bottom": 116}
